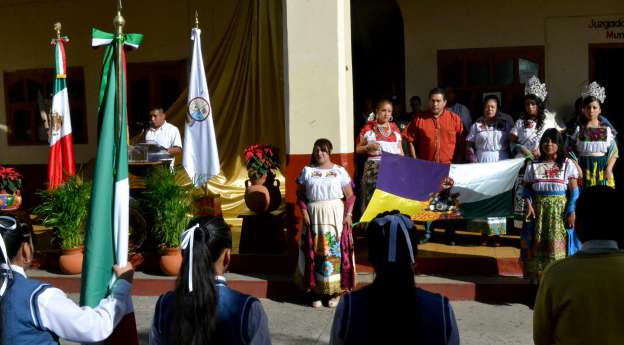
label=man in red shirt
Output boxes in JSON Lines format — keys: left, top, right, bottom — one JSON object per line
{"left": 403, "top": 88, "right": 464, "bottom": 163}
{"left": 403, "top": 88, "right": 465, "bottom": 244}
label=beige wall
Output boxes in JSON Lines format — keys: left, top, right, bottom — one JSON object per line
{"left": 283, "top": 0, "right": 354, "bottom": 154}
{"left": 398, "top": 0, "right": 624, "bottom": 119}
{"left": 0, "top": 0, "right": 236, "bottom": 164}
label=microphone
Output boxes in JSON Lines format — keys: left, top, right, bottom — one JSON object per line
{"left": 135, "top": 121, "right": 151, "bottom": 129}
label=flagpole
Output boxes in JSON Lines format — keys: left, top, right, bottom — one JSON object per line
{"left": 193, "top": 10, "right": 208, "bottom": 195}
{"left": 114, "top": 0, "right": 125, "bottom": 148}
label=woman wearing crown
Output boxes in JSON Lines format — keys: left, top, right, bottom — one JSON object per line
{"left": 569, "top": 82, "right": 618, "bottom": 188}
{"left": 355, "top": 99, "right": 404, "bottom": 213}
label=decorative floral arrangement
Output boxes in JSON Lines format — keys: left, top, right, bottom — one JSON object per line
{"left": 243, "top": 144, "right": 280, "bottom": 181}
{"left": 0, "top": 165, "right": 22, "bottom": 194}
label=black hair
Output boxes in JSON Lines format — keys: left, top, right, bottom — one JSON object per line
{"left": 169, "top": 216, "right": 232, "bottom": 345}
{"left": 409, "top": 96, "right": 421, "bottom": 104}
{"left": 309, "top": 138, "right": 333, "bottom": 166}
{"left": 375, "top": 98, "right": 393, "bottom": 111}
{"left": 575, "top": 186, "right": 621, "bottom": 244}
{"left": 483, "top": 95, "right": 500, "bottom": 109}
{"left": 538, "top": 128, "right": 566, "bottom": 169}
{"left": 0, "top": 216, "right": 33, "bottom": 342}
{"left": 579, "top": 96, "right": 603, "bottom": 126}
{"left": 522, "top": 94, "right": 546, "bottom": 132}
{"left": 365, "top": 211, "right": 419, "bottom": 343}
{"left": 429, "top": 87, "right": 446, "bottom": 100}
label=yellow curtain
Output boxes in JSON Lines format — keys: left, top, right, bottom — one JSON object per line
{"left": 166, "top": 0, "right": 285, "bottom": 220}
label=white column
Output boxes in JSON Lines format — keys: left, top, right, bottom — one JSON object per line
{"left": 283, "top": 0, "right": 354, "bottom": 155}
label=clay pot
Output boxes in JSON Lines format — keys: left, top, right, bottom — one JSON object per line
{"left": 245, "top": 179, "right": 270, "bottom": 213}
{"left": 0, "top": 191, "right": 22, "bottom": 211}
{"left": 159, "top": 247, "right": 182, "bottom": 276}
{"left": 58, "top": 247, "right": 83, "bottom": 275}
{"left": 244, "top": 172, "right": 282, "bottom": 213}
{"left": 265, "top": 173, "right": 282, "bottom": 212}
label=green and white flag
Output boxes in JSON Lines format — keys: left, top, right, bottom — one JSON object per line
{"left": 81, "top": 28, "right": 143, "bottom": 307}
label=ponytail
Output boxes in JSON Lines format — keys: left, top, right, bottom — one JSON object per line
{"left": 169, "top": 216, "right": 232, "bottom": 345}
{"left": 0, "top": 216, "right": 32, "bottom": 342}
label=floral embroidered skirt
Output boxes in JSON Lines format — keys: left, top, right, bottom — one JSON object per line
{"left": 360, "top": 159, "right": 380, "bottom": 214}
{"left": 295, "top": 199, "right": 354, "bottom": 295}
{"left": 524, "top": 195, "right": 567, "bottom": 283}
{"left": 578, "top": 155, "right": 615, "bottom": 188}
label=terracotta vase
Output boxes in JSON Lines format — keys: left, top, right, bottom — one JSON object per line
{"left": 159, "top": 247, "right": 182, "bottom": 276}
{"left": 265, "top": 173, "right": 282, "bottom": 212}
{"left": 0, "top": 190, "right": 22, "bottom": 211}
{"left": 58, "top": 247, "right": 83, "bottom": 275}
{"left": 244, "top": 175, "right": 271, "bottom": 213}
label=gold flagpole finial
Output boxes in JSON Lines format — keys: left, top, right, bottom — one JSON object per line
{"left": 194, "top": 10, "right": 199, "bottom": 29}
{"left": 53, "top": 22, "right": 62, "bottom": 39}
{"left": 114, "top": 0, "right": 125, "bottom": 35}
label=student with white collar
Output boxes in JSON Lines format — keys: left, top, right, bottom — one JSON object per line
{"left": 0, "top": 216, "right": 134, "bottom": 344}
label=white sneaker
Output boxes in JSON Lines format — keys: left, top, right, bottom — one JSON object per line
{"left": 327, "top": 296, "right": 340, "bottom": 308}
{"left": 311, "top": 300, "right": 322, "bottom": 308}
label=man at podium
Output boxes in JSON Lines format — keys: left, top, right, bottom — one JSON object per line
{"left": 145, "top": 107, "right": 182, "bottom": 155}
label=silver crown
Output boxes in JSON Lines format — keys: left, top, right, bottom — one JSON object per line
{"left": 524, "top": 76, "right": 548, "bottom": 102}
{"left": 581, "top": 81, "right": 606, "bottom": 104}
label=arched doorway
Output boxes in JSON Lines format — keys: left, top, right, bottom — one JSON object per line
{"left": 350, "top": 0, "right": 405, "bottom": 217}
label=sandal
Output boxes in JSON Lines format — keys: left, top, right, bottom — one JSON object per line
{"left": 327, "top": 296, "right": 340, "bottom": 308}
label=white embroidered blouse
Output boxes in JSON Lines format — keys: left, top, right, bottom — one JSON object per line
{"left": 524, "top": 158, "right": 579, "bottom": 193}
{"left": 297, "top": 165, "right": 351, "bottom": 202}
{"left": 571, "top": 125, "right": 616, "bottom": 157}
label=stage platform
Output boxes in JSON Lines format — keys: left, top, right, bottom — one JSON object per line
{"left": 28, "top": 225, "right": 530, "bottom": 303}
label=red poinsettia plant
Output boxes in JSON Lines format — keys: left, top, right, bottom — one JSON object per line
{"left": 0, "top": 165, "right": 22, "bottom": 194}
{"left": 243, "top": 144, "right": 280, "bottom": 181}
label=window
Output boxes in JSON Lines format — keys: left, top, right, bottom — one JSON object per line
{"left": 126, "top": 60, "right": 186, "bottom": 137}
{"left": 437, "top": 46, "right": 544, "bottom": 118}
{"left": 4, "top": 68, "right": 87, "bottom": 145}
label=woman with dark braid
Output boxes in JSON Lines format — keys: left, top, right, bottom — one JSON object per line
{"left": 149, "top": 216, "right": 271, "bottom": 345}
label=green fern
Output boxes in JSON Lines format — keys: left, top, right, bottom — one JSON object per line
{"left": 33, "top": 176, "right": 91, "bottom": 249}
{"left": 142, "top": 167, "right": 192, "bottom": 248}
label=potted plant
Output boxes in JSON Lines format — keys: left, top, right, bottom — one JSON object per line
{"left": 142, "top": 166, "right": 192, "bottom": 276}
{"left": 33, "top": 175, "right": 91, "bottom": 274}
{"left": 243, "top": 144, "right": 281, "bottom": 213}
{"left": 0, "top": 164, "right": 23, "bottom": 211}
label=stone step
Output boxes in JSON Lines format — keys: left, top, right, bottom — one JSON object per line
{"left": 27, "top": 269, "right": 532, "bottom": 303}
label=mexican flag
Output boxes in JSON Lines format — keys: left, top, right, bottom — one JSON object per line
{"left": 80, "top": 28, "right": 142, "bottom": 344}
{"left": 183, "top": 27, "right": 220, "bottom": 186}
{"left": 47, "top": 36, "right": 75, "bottom": 189}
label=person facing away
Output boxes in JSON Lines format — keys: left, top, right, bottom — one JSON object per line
{"left": 0, "top": 216, "right": 135, "bottom": 345}
{"left": 146, "top": 107, "right": 182, "bottom": 155}
{"left": 533, "top": 186, "right": 624, "bottom": 345}
{"left": 330, "top": 211, "right": 459, "bottom": 345}
{"left": 149, "top": 216, "right": 271, "bottom": 345}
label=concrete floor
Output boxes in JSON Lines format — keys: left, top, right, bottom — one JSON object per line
{"left": 61, "top": 295, "right": 533, "bottom": 345}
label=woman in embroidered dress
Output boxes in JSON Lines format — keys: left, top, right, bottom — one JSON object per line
{"left": 570, "top": 82, "right": 618, "bottom": 188}
{"left": 355, "top": 99, "right": 403, "bottom": 213}
{"left": 296, "top": 139, "right": 356, "bottom": 308}
{"left": 511, "top": 77, "right": 560, "bottom": 245}
{"left": 466, "top": 95, "right": 513, "bottom": 246}
{"left": 522, "top": 129, "right": 579, "bottom": 283}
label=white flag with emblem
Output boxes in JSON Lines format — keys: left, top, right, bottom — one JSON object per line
{"left": 183, "top": 27, "right": 220, "bottom": 186}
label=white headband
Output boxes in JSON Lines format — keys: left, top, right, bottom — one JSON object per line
{"left": 180, "top": 224, "right": 200, "bottom": 292}
{"left": 0, "top": 216, "right": 17, "bottom": 297}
